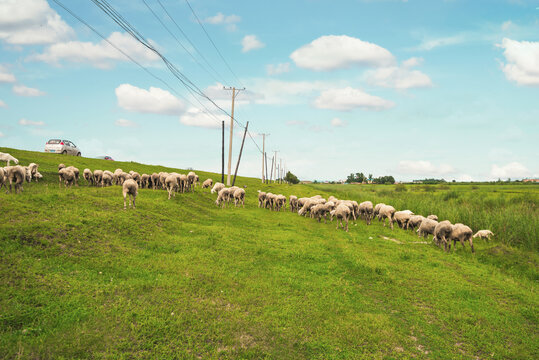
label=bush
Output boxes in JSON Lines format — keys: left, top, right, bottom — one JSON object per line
{"left": 395, "top": 184, "right": 407, "bottom": 192}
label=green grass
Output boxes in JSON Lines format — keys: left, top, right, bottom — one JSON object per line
{"left": 1, "top": 147, "right": 538, "bottom": 359}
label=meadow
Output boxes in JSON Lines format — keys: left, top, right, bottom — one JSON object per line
{"left": 0, "top": 147, "right": 538, "bottom": 359}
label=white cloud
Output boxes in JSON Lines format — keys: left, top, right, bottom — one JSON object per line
{"left": 414, "top": 34, "right": 465, "bottom": 51}
{"left": 0, "top": 131, "right": 4, "bottom": 137}
{"left": 402, "top": 57, "right": 423, "bottom": 68}
{"left": 0, "top": 0, "right": 74, "bottom": 45}
{"left": 242, "top": 35, "right": 265, "bottom": 53}
{"left": 19, "top": 118, "right": 45, "bottom": 126}
{"left": 0, "top": 65, "right": 16, "bottom": 83}
{"left": 491, "top": 162, "right": 530, "bottom": 179}
{"left": 365, "top": 65, "right": 432, "bottom": 89}
{"left": 0, "top": 99, "right": 6, "bottom": 108}
{"left": 497, "top": 38, "right": 539, "bottom": 86}
{"left": 115, "top": 84, "right": 185, "bottom": 115}
{"left": 13, "top": 84, "right": 45, "bottom": 97}
{"left": 290, "top": 35, "right": 395, "bottom": 71}
{"left": 314, "top": 87, "right": 395, "bottom": 111}
{"left": 246, "top": 78, "right": 337, "bottom": 105}
{"left": 266, "top": 62, "right": 291, "bottom": 75}
{"left": 398, "top": 160, "right": 455, "bottom": 176}
{"left": 29, "top": 32, "right": 160, "bottom": 69}
{"left": 179, "top": 107, "right": 227, "bottom": 129}
{"left": 501, "top": 21, "right": 513, "bottom": 31}
{"left": 204, "top": 12, "right": 240, "bottom": 24}
{"left": 115, "top": 118, "right": 137, "bottom": 127}
{"left": 330, "top": 118, "right": 347, "bottom": 127}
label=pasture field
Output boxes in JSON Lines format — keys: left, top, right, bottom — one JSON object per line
{"left": 0, "top": 147, "right": 538, "bottom": 359}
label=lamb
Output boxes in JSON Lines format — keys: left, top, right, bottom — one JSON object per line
{"left": 449, "top": 223, "right": 475, "bottom": 253}
{"left": 202, "top": 178, "right": 213, "bottom": 189}
{"left": 27, "top": 163, "right": 39, "bottom": 182}
{"left": 433, "top": 220, "right": 453, "bottom": 251}
{"left": 275, "top": 194, "right": 287, "bottom": 211}
{"left": 151, "top": 173, "right": 160, "bottom": 189}
{"left": 427, "top": 214, "right": 438, "bottom": 221}
{"left": 473, "top": 230, "right": 494, "bottom": 241}
{"left": 394, "top": 210, "right": 414, "bottom": 229}
{"left": 0, "top": 152, "right": 19, "bottom": 166}
{"left": 34, "top": 171, "right": 43, "bottom": 181}
{"left": 417, "top": 218, "right": 438, "bottom": 239}
{"left": 4, "top": 165, "right": 26, "bottom": 193}
{"left": 140, "top": 174, "right": 150, "bottom": 189}
{"left": 257, "top": 191, "right": 266, "bottom": 207}
{"left": 407, "top": 215, "right": 425, "bottom": 231}
{"left": 378, "top": 204, "right": 396, "bottom": 230}
{"left": 211, "top": 182, "right": 225, "bottom": 194}
{"left": 93, "top": 170, "right": 103, "bottom": 186}
{"left": 101, "top": 172, "right": 113, "bottom": 187}
{"left": 330, "top": 204, "right": 351, "bottom": 232}
{"left": 58, "top": 168, "right": 76, "bottom": 188}
{"left": 83, "top": 168, "right": 94, "bottom": 185}
{"left": 233, "top": 188, "right": 246, "bottom": 207}
{"left": 359, "top": 201, "right": 374, "bottom": 225}
{"left": 165, "top": 174, "right": 179, "bottom": 200}
{"left": 187, "top": 171, "right": 196, "bottom": 192}
{"left": 289, "top": 195, "right": 298, "bottom": 212}
{"left": 373, "top": 203, "right": 385, "bottom": 220}
{"left": 215, "top": 187, "right": 229, "bottom": 208}
{"left": 122, "top": 179, "right": 138, "bottom": 209}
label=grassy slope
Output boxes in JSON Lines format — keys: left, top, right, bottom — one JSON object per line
{"left": 0, "top": 147, "right": 538, "bottom": 359}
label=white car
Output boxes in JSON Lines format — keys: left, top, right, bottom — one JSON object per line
{"left": 44, "top": 139, "right": 81, "bottom": 156}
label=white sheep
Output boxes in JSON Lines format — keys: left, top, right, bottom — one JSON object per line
{"left": 150, "top": 173, "right": 160, "bottom": 189}
{"left": 289, "top": 195, "right": 299, "bottom": 212}
{"left": 122, "top": 179, "right": 138, "bottom": 209}
{"left": 215, "top": 187, "right": 229, "bottom": 208}
{"left": 211, "top": 182, "right": 225, "bottom": 194}
{"left": 449, "top": 223, "right": 475, "bottom": 253}
{"left": 179, "top": 174, "right": 188, "bottom": 193}
{"left": 58, "top": 168, "right": 76, "bottom": 188}
{"left": 187, "top": 171, "right": 196, "bottom": 192}
{"left": 165, "top": 174, "right": 179, "bottom": 200}
{"left": 257, "top": 191, "right": 266, "bottom": 208}
{"left": 27, "top": 163, "right": 39, "bottom": 182}
{"left": 4, "top": 166, "right": 25, "bottom": 193}
{"left": 433, "top": 220, "right": 453, "bottom": 251}
{"left": 113, "top": 169, "right": 123, "bottom": 185}
{"left": 394, "top": 210, "right": 414, "bottom": 229}
{"left": 93, "top": 170, "right": 103, "bottom": 187}
{"left": 202, "top": 178, "right": 213, "bottom": 189}
{"left": 233, "top": 188, "right": 246, "bottom": 207}
{"left": 378, "top": 204, "right": 396, "bottom": 230}
{"left": 275, "top": 194, "right": 287, "bottom": 211}
{"left": 358, "top": 201, "right": 374, "bottom": 225}
{"left": 83, "top": 168, "right": 94, "bottom": 185}
{"left": 427, "top": 214, "right": 438, "bottom": 221}
{"left": 66, "top": 166, "right": 80, "bottom": 186}
{"left": 119, "top": 172, "right": 133, "bottom": 185}
{"left": 131, "top": 172, "right": 141, "bottom": 186}
{"left": 0, "top": 152, "right": 19, "bottom": 166}
{"left": 473, "top": 230, "right": 494, "bottom": 241}
{"left": 417, "top": 218, "right": 438, "bottom": 239}
{"left": 141, "top": 174, "right": 150, "bottom": 189}
{"left": 102, "top": 172, "right": 113, "bottom": 187}
{"left": 373, "top": 203, "right": 385, "bottom": 221}
{"left": 330, "top": 204, "right": 351, "bottom": 232}
{"left": 407, "top": 215, "right": 425, "bottom": 231}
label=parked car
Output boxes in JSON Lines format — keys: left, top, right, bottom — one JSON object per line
{"left": 44, "top": 139, "right": 81, "bottom": 156}
{"left": 97, "top": 156, "right": 114, "bottom": 161}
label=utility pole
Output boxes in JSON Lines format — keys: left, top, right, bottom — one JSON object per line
{"left": 223, "top": 86, "right": 245, "bottom": 186}
{"left": 232, "top": 121, "right": 248, "bottom": 186}
{"left": 221, "top": 120, "right": 224, "bottom": 184}
{"left": 273, "top": 150, "right": 279, "bottom": 183}
{"left": 279, "top": 158, "right": 283, "bottom": 184}
{"left": 261, "top": 134, "right": 269, "bottom": 183}
{"left": 264, "top": 152, "right": 269, "bottom": 184}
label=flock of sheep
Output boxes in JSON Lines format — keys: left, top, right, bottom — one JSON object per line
{"left": 1, "top": 150, "right": 494, "bottom": 253}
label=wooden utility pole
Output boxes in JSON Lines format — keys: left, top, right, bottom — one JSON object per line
{"left": 261, "top": 134, "right": 270, "bottom": 183}
{"left": 223, "top": 86, "right": 244, "bottom": 186}
{"left": 279, "top": 158, "right": 283, "bottom": 184}
{"left": 269, "top": 155, "right": 275, "bottom": 182}
{"left": 232, "top": 122, "right": 248, "bottom": 186}
{"left": 264, "top": 152, "right": 269, "bottom": 184}
{"left": 273, "top": 150, "right": 279, "bottom": 183}
{"left": 221, "top": 120, "right": 224, "bottom": 184}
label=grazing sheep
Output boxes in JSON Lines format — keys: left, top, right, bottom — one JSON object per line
{"left": 433, "top": 220, "right": 453, "bottom": 251}
{"left": 359, "top": 201, "right": 374, "bottom": 225}
{"left": 407, "top": 215, "right": 425, "bottom": 231}
{"left": 417, "top": 218, "right": 438, "bottom": 239}
{"left": 289, "top": 195, "right": 299, "bottom": 212}
{"left": 0, "top": 152, "right": 19, "bottom": 166}
{"left": 473, "top": 230, "right": 494, "bottom": 241}
{"left": 378, "top": 205, "right": 396, "bottom": 230}
{"left": 83, "top": 168, "right": 94, "bottom": 185}
{"left": 140, "top": 174, "right": 150, "bottom": 189}
{"left": 373, "top": 203, "right": 386, "bottom": 221}
{"left": 101, "top": 172, "right": 113, "bottom": 187}
{"left": 58, "top": 168, "right": 76, "bottom": 188}
{"left": 194, "top": 175, "right": 199, "bottom": 188}
{"left": 93, "top": 170, "right": 103, "bottom": 186}
{"left": 215, "top": 187, "right": 229, "bottom": 208}
{"left": 427, "top": 214, "right": 438, "bottom": 221}
{"left": 103, "top": 170, "right": 114, "bottom": 180}
{"left": 275, "top": 194, "right": 287, "bottom": 211}
{"left": 311, "top": 202, "right": 335, "bottom": 223}
{"left": 149, "top": 173, "right": 159, "bottom": 189}
{"left": 331, "top": 204, "right": 351, "bottom": 232}
{"left": 158, "top": 172, "right": 169, "bottom": 189}
{"left": 233, "top": 188, "right": 246, "bottom": 207}
{"left": 27, "top": 163, "right": 39, "bottom": 182}
{"left": 0, "top": 167, "right": 5, "bottom": 191}
{"left": 179, "top": 174, "right": 188, "bottom": 193}
{"left": 187, "top": 171, "right": 196, "bottom": 192}
{"left": 4, "top": 166, "right": 26, "bottom": 193}
{"left": 165, "top": 174, "right": 179, "bottom": 200}
{"left": 257, "top": 191, "right": 266, "bottom": 208}
{"left": 297, "top": 197, "right": 310, "bottom": 209}
{"left": 122, "top": 179, "right": 138, "bottom": 209}
{"left": 211, "top": 182, "right": 225, "bottom": 194}
{"left": 450, "top": 223, "right": 475, "bottom": 253}
{"left": 328, "top": 195, "right": 339, "bottom": 204}
{"left": 265, "top": 193, "right": 278, "bottom": 210}
{"left": 394, "top": 210, "right": 414, "bottom": 229}
{"left": 113, "top": 169, "right": 123, "bottom": 185}
{"left": 22, "top": 166, "right": 32, "bottom": 183}
{"left": 58, "top": 164, "right": 66, "bottom": 185}
{"left": 131, "top": 172, "right": 141, "bottom": 186}
{"left": 202, "top": 178, "right": 213, "bottom": 189}
{"left": 58, "top": 163, "right": 66, "bottom": 171}
{"left": 66, "top": 166, "right": 80, "bottom": 186}
{"left": 119, "top": 172, "right": 133, "bottom": 185}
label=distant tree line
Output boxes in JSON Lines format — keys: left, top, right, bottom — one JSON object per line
{"left": 346, "top": 172, "right": 395, "bottom": 184}
{"left": 284, "top": 171, "right": 299, "bottom": 184}
{"left": 414, "top": 178, "right": 447, "bottom": 184}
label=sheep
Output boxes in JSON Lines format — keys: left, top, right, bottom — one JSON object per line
{"left": 450, "top": 223, "right": 475, "bottom": 253}
{"left": 473, "top": 230, "right": 494, "bottom": 241}
{"left": 0, "top": 167, "right": 5, "bottom": 191}
{"left": 433, "top": 220, "right": 453, "bottom": 251}
{"left": 83, "top": 168, "right": 94, "bottom": 185}
{"left": 187, "top": 171, "right": 196, "bottom": 192}
{"left": 378, "top": 204, "right": 396, "bottom": 230}
{"left": 0, "top": 152, "right": 19, "bottom": 166}
{"left": 275, "top": 194, "right": 287, "bottom": 211}
{"left": 4, "top": 166, "right": 25, "bottom": 193}
{"left": 289, "top": 195, "right": 298, "bottom": 212}
{"left": 22, "top": 166, "right": 32, "bottom": 183}
{"left": 215, "top": 187, "right": 229, "bottom": 208}
{"left": 328, "top": 195, "right": 339, "bottom": 204}
{"left": 427, "top": 214, "right": 438, "bottom": 221}
{"left": 407, "top": 215, "right": 425, "bottom": 231}
{"left": 58, "top": 164, "right": 66, "bottom": 186}
{"left": 165, "top": 174, "right": 179, "bottom": 200}
{"left": 359, "top": 201, "right": 374, "bottom": 225}
{"left": 417, "top": 218, "right": 438, "bottom": 239}
{"left": 311, "top": 202, "right": 335, "bottom": 223}
{"left": 297, "top": 197, "right": 310, "bottom": 209}
{"left": 265, "top": 193, "right": 278, "bottom": 210}
{"left": 122, "top": 179, "right": 138, "bottom": 209}
{"left": 58, "top": 163, "right": 66, "bottom": 171}
{"left": 179, "top": 174, "right": 188, "bottom": 193}
{"left": 113, "top": 169, "right": 123, "bottom": 185}
{"left": 131, "top": 172, "right": 141, "bottom": 186}
{"left": 257, "top": 191, "right": 266, "bottom": 207}
{"left": 58, "top": 168, "right": 76, "bottom": 188}
{"left": 298, "top": 198, "right": 324, "bottom": 216}
{"left": 330, "top": 204, "right": 351, "bottom": 232}
{"left": 101, "top": 172, "right": 112, "bottom": 187}
{"left": 211, "top": 182, "right": 225, "bottom": 194}
{"left": 159, "top": 172, "right": 169, "bottom": 189}
{"left": 151, "top": 173, "right": 160, "bottom": 189}
{"left": 194, "top": 175, "right": 199, "bottom": 188}
{"left": 394, "top": 210, "right": 414, "bottom": 229}
{"left": 233, "top": 188, "right": 246, "bottom": 207}
{"left": 119, "top": 172, "right": 133, "bottom": 185}
{"left": 373, "top": 203, "right": 385, "bottom": 220}
{"left": 202, "top": 178, "right": 213, "bottom": 189}
{"left": 27, "top": 163, "right": 39, "bottom": 182}
{"left": 66, "top": 166, "right": 80, "bottom": 186}
{"left": 93, "top": 170, "right": 103, "bottom": 186}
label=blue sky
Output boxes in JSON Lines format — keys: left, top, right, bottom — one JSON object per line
{"left": 0, "top": 0, "right": 538, "bottom": 181}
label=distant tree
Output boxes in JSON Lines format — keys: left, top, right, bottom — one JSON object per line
{"left": 346, "top": 173, "right": 356, "bottom": 183}
{"left": 368, "top": 174, "right": 373, "bottom": 181}
{"left": 284, "top": 171, "right": 299, "bottom": 184}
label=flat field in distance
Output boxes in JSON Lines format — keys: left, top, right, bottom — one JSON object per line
{"left": 1, "top": 147, "right": 538, "bottom": 359}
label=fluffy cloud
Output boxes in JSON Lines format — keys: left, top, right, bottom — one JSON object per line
{"left": 247, "top": 79, "right": 334, "bottom": 105}
{"left": 13, "top": 85, "right": 45, "bottom": 97}
{"left": 29, "top": 32, "right": 160, "bottom": 69}
{"left": 0, "top": 0, "right": 74, "bottom": 45}
{"left": 330, "top": 118, "right": 347, "bottom": 127}
{"left": 242, "top": 35, "right": 265, "bottom": 53}
{"left": 497, "top": 38, "right": 539, "bottom": 86}
{"left": 266, "top": 62, "right": 291, "bottom": 75}
{"left": 365, "top": 58, "right": 433, "bottom": 89}
{"left": 179, "top": 107, "right": 227, "bottom": 129}
{"left": 491, "top": 162, "right": 531, "bottom": 179}
{"left": 398, "top": 160, "right": 455, "bottom": 176}
{"left": 115, "top": 84, "right": 185, "bottom": 115}
{"left": 19, "top": 118, "right": 45, "bottom": 126}
{"left": 290, "top": 35, "right": 395, "bottom": 71}
{"left": 0, "top": 65, "right": 16, "bottom": 83}
{"left": 314, "top": 87, "right": 395, "bottom": 111}
{"left": 115, "top": 118, "right": 137, "bottom": 127}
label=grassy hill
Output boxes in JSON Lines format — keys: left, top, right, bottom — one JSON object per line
{"left": 1, "top": 147, "right": 538, "bottom": 359}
